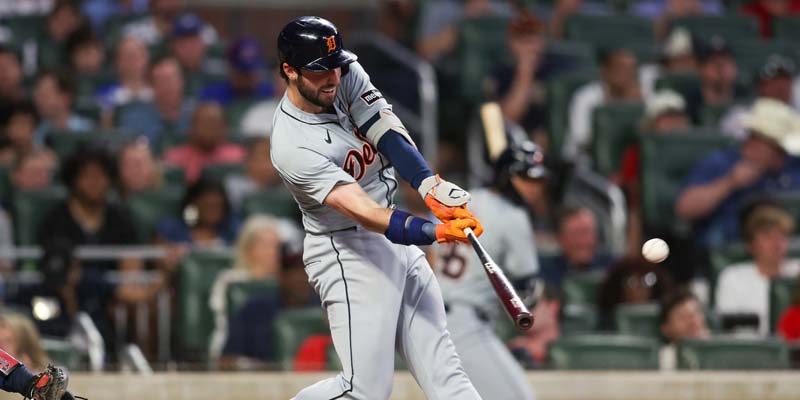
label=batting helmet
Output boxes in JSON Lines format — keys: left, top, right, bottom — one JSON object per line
{"left": 277, "top": 16, "right": 357, "bottom": 72}
{"left": 494, "top": 140, "right": 549, "bottom": 181}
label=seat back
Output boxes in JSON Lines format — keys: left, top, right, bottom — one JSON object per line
{"left": 126, "top": 188, "right": 184, "bottom": 242}
{"left": 549, "top": 334, "right": 660, "bottom": 370}
{"left": 242, "top": 189, "right": 299, "bottom": 219}
{"left": 562, "top": 271, "right": 606, "bottom": 305}
{"left": 669, "top": 16, "right": 759, "bottom": 42}
{"left": 457, "top": 16, "right": 512, "bottom": 103}
{"left": 770, "top": 278, "right": 796, "bottom": 335}
{"left": 225, "top": 279, "right": 279, "bottom": 320}
{"left": 615, "top": 303, "right": 661, "bottom": 338}
{"left": 677, "top": 338, "right": 790, "bottom": 370}
{"left": 273, "top": 308, "right": 329, "bottom": 370}
{"left": 591, "top": 101, "right": 644, "bottom": 176}
{"left": 13, "top": 188, "right": 66, "bottom": 246}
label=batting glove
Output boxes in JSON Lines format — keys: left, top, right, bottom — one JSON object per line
{"left": 435, "top": 218, "right": 484, "bottom": 243}
{"left": 418, "top": 175, "right": 476, "bottom": 222}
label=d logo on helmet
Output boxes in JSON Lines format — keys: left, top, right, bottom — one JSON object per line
{"left": 325, "top": 35, "right": 337, "bottom": 53}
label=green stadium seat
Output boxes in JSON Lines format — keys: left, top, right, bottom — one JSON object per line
{"left": 615, "top": 303, "right": 660, "bottom": 338}
{"left": 770, "top": 278, "right": 796, "bottom": 334}
{"left": 546, "top": 71, "right": 598, "bottom": 159}
{"left": 274, "top": 308, "right": 329, "bottom": 370}
{"left": 201, "top": 163, "right": 245, "bottom": 181}
{"left": 699, "top": 103, "right": 732, "bottom": 127}
{"left": 225, "top": 279, "right": 279, "bottom": 319}
{"left": 654, "top": 73, "right": 701, "bottom": 101}
{"left": 562, "top": 303, "right": 599, "bottom": 336}
{"left": 546, "top": 41, "right": 595, "bottom": 69}
{"left": 457, "top": 16, "right": 512, "bottom": 102}
{"left": 126, "top": 188, "right": 184, "bottom": 241}
{"left": 48, "top": 129, "right": 137, "bottom": 159}
{"left": 677, "top": 338, "right": 789, "bottom": 370}
{"left": 591, "top": 101, "right": 644, "bottom": 177}
{"left": 225, "top": 99, "right": 261, "bottom": 132}
{"left": 176, "top": 249, "right": 234, "bottom": 361}
{"left": 640, "top": 131, "right": 734, "bottom": 233}
{"left": 162, "top": 164, "right": 186, "bottom": 187}
{"left": 730, "top": 39, "right": 800, "bottom": 77}
{"left": 564, "top": 15, "right": 654, "bottom": 48}
{"left": 772, "top": 16, "right": 800, "bottom": 41}
{"left": 41, "top": 337, "right": 83, "bottom": 371}
{"left": 74, "top": 98, "right": 102, "bottom": 122}
{"left": 548, "top": 334, "right": 660, "bottom": 370}
{"left": 668, "top": 16, "right": 759, "bottom": 42}
{"left": 242, "top": 190, "right": 299, "bottom": 219}
{"left": 13, "top": 188, "right": 66, "bottom": 246}
{"left": 561, "top": 270, "right": 605, "bottom": 305}
{"left": 0, "top": 165, "right": 11, "bottom": 200}
{"left": 5, "top": 15, "right": 46, "bottom": 42}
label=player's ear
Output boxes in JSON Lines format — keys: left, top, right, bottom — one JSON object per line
{"left": 282, "top": 62, "right": 298, "bottom": 81}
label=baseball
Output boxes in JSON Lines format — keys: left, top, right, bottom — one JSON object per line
{"left": 642, "top": 238, "right": 669, "bottom": 263}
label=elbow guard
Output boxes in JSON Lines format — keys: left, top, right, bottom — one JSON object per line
{"left": 364, "top": 109, "right": 416, "bottom": 148}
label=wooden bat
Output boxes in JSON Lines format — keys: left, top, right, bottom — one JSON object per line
{"left": 480, "top": 102, "right": 508, "bottom": 162}
{"left": 464, "top": 227, "right": 534, "bottom": 331}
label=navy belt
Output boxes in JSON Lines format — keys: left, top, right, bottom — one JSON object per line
{"left": 305, "top": 226, "right": 358, "bottom": 235}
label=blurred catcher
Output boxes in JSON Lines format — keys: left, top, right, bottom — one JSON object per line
{"left": 0, "top": 348, "right": 83, "bottom": 400}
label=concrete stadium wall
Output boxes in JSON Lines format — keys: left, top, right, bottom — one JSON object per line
{"left": 0, "top": 371, "right": 796, "bottom": 400}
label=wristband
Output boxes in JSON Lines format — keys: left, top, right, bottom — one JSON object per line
{"left": 384, "top": 210, "right": 435, "bottom": 246}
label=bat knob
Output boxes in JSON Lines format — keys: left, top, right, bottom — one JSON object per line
{"left": 516, "top": 313, "right": 534, "bottom": 331}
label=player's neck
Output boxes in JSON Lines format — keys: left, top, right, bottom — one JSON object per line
{"left": 287, "top": 85, "right": 326, "bottom": 114}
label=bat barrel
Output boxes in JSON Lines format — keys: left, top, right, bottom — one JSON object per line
{"left": 516, "top": 313, "right": 534, "bottom": 330}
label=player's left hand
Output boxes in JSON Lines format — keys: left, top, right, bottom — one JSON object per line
{"left": 435, "top": 218, "right": 484, "bottom": 243}
{"left": 418, "top": 175, "right": 473, "bottom": 222}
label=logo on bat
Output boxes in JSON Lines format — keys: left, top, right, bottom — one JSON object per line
{"left": 325, "top": 35, "right": 337, "bottom": 53}
{"left": 484, "top": 262, "right": 497, "bottom": 274}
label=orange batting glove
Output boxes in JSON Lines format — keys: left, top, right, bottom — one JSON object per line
{"left": 418, "top": 175, "right": 475, "bottom": 222}
{"left": 435, "top": 218, "right": 484, "bottom": 243}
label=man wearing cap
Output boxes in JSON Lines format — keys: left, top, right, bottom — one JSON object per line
{"left": 684, "top": 35, "right": 738, "bottom": 124}
{"left": 676, "top": 98, "right": 800, "bottom": 247}
{"left": 721, "top": 54, "right": 798, "bottom": 140}
{"left": 198, "top": 36, "right": 273, "bottom": 106}
{"left": 170, "top": 12, "right": 226, "bottom": 95}
{"left": 124, "top": 0, "right": 218, "bottom": 47}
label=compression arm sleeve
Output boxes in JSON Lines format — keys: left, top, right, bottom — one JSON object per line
{"left": 376, "top": 130, "right": 433, "bottom": 190}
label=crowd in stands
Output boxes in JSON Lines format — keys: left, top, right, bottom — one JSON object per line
{"left": 0, "top": 0, "right": 797, "bottom": 372}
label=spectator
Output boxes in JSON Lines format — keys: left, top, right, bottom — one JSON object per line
{"left": 117, "top": 139, "right": 162, "bottom": 197}
{"left": 169, "top": 12, "right": 225, "bottom": 95}
{"left": 0, "top": 312, "right": 49, "bottom": 372}
{"left": 123, "top": 0, "right": 218, "bottom": 47}
{"left": 777, "top": 276, "right": 800, "bottom": 340}
{"left": 0, "top": 46, "right": 25, "bottom": 104}
{"left": 640, "top": 28, "right": 698, "bottom": 96}
{"left": 237, "top": 64, "right": 287, "bottom": 138}
{"left": 36, "top": 146, "right": 142, "bottom": 271}
{"left": 508, "top": 285, "right": 563, "bottom": 369}
{"left": 38, "top": 1, "right": 84, "bottom": 69}
{"left": 597, "top": 257, "right": 675, "bottom": 330}
{"left": 81, "top": 0, "right": 149, "bottom": 32}
{"left": 225, "top": 137, "right": 283, "bottom": 211}
{"left": 10, "top": 148, "right": 56, "bottom": 193}
{"left": 97, "top": 35, "right": 153, "bottom": 111}
{"left": 32, "top": 70, "right": 95, "bottom": 144}
{"left": 562, "top": 47, "right": 641, "bottom": 162}
{"left": 0, "top": 206, "right": 12, "bottom": 269}
{"left": 163, "top": 102, "right": 246, "bottom": 183}
{"left": 742, "top": 0, "right": 800, "bottom": 38}
{"left": 635, "top": 0, "right": 724, "bottom": 39}
{"left": 156, "top": 176, "right": 239, "bottom": 247}
{"left": 658, "top": 289, "right": 710, "bottom": 369}
{"left": 209, "top": 215, "right": 283, "bottom": 362}
{"left": 722, "top": 54, "right": 797, "bottom": 140}
{"left": 683, "top": 35, "right": 738, "bottom": 124}
{"left": 0, "top": 101, "right": 46, "bottom": 166}
{"left": 540, "top": 206, "right": 615, "bottom": 288}
{"left": 676, "top": 98, "right": 800, "bottom": 246}
{"left": 716, "top": 202, "right": 800, "bottom": 336}
{"left": 116, "top": 56, "right": 195, "bottom": 144}
{"left": 65, "top": 23, "right": 106, "bottom": 77}
{"left": 199, "top": 37, "right": 273, "bottom": 106}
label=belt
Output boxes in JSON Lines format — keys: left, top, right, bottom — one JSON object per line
{"left": 305, "top": 226, "right": 358, "bottom": 236}
{"left": 444, "top": 302, "right": 490, "bottom": 323}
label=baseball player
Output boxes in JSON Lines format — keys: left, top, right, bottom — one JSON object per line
{"left": 271, "top": 16, "right": 485, "bottom": 400}
{"left": 0, "top": 348, "right": 80, "bottom": 400}
{"left": 436, "top": 140, "right": 545, "bottom": 400}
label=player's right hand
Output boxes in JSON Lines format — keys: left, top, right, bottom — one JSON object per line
{"left": 435, "top": 218, "right": 484, "bottom": 243}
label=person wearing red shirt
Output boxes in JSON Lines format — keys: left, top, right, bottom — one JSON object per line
{"left": 742, "top": 0, "right": 800, "bottom": 38}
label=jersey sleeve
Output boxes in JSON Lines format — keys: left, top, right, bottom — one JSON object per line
{"left": 272, "top": 145, "right": 356, "bottom": 205}
{"left": 501, "top": 214, "right": 540, "bottom": 279}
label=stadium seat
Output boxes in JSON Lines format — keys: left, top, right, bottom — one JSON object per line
{"left": 126, "top": 188, "right": 184, "bottom": 242}
{"left": 730, "top": 39, "right": 800, "bottom": 77}
{"left": 699, "top": 103, "right": 732, "bottom": 127}
{"left": 225, "top": 99, "right": 262, "bottom": 132}
{"left": 772, "top": 16, "right": 800, "bottom": 42}
{"left": 677, "top": 338, "right": 789, "bottom": 370}
{"left": 654, "top": 73, "right": 701, "bottom": 101}
{"left": 561, "top": 270, "right": 605, "bottom": 305}
{"left": 640, "top": 131, "right": 734, "bottom": 233}
{"left": 13, "top": 188, "right": 66, "bottom": 246}
{"left": 770, "top": 278, "right": 795, "bottom": 334}
{"left": 162, "top": 164, "right": 187, "bottom": 187}
{"left": 47, "top": 129, "right": 137, "bottom": 160}
{"left": 0, "top": 165, "right": 11, "bottom": 199}
{"left": 546, "top": 71, "right": 598, "bottom": 159}
{"left": 562, "top": 303, "right": 599, "bottom": 336}
{"left": 564, "top": 15, "right": 654, "bottom": 48}
{"left": 176, "top": 249, "right": 234, "bottom": 361}
{"left": 225, "top": 279, "right": 279, "bottom": 319}
{"left": 242, "top": 190, "right": 299, "bottom": 219}
{"left": 273, "top": 308, "right": 329, "bottom": 370}
{"left": 668, "top": 16, "right": 759, "bottom": 42}
{"left": 548, "top": 334, "right": 660, "bottom": 370}
{"left": 591, "top": 101, "right": 644, "bottom": 177}
{"left": 4, "top": 15, "right": 46, "bottom": 42}
{"left": 457, "top": 16, "right": 512, "bottom": 103}
{"left": 615, "top": 303, "right": 660, "bottom": 338}
{"left": 41, "top": 337, "right": 83, "bottom": 371}
{"left": 201, "top": 162, "right": 245, "bottom": 182}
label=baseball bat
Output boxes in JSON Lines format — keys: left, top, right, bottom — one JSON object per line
{"left": 464, "top": 227, "right": 534, "bottom": 331}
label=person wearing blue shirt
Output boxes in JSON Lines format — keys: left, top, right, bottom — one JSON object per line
{"left": 676, "top": 98, "right": 800, "bottom": 247}
{"left": 199, "top": 36, "right": 273, "bottom": 106}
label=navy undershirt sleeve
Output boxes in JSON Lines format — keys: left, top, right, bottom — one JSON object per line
{"left": 376, "top": 130, "right": 433, "bottom": 190}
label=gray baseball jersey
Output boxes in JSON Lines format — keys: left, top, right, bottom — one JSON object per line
{"left": 272, "top": 61, "right": 482, "bottom": 400}
{"left": 435, "top": 188, "right": 538, "bottom": 400}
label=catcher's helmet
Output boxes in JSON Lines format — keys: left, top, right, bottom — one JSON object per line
{"left": 277, "top": 16, "right": 357, "bottom": 72}
{"left": 494, "top": 140, "right": 548, "bottom": 180}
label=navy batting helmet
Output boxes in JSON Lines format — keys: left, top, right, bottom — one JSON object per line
{"left": 277, "top": 16, "right": 357, "bottom": 72}
{"left": 494, "top": 140, "right": 548, "bottom": 180}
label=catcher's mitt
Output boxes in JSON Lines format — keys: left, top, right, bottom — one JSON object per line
{"left": 25, "top": 365, "right": 86, "bottom": 400}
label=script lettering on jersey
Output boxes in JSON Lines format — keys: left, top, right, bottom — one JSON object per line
{"left": 343, "top": 143, "right": 377, "bottom": 181}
